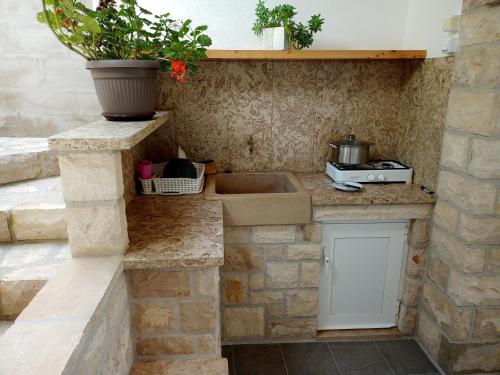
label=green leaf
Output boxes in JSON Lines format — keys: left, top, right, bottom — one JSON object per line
{"left": 80, "top": 15, "right": 101, "bottom": 33}
{"left": 197, "top": 35, "right": 212, "bottom": 47}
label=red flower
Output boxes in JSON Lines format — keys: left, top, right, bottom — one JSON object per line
{"left": 55, "top": 8, "right": 63, "bottom": 15}
{"left": 170, "top": 60, "right": 187, "bottom": 83}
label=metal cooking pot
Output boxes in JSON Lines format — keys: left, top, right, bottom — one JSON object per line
{"left": 329, "top": 135, "right": 372, "bottom": 165}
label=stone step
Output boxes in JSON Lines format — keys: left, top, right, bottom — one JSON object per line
{"left": 0, "top": 241, "right": 70, "bottom": 319}
{"left": 0, "top": 176, "right": 67, "bottom": 242}
{"left": 0, "top": 137, "right": 59, "bottom": 185}
{"left": 131, "top": 358, "right": 228, "bottom": 375}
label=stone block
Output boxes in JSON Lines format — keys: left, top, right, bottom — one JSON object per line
{"left": 11, "top": 203, "right": 67, "bottom": 241}
{"left": 250, "top": 290, "right": 284, "bottom": 304}
{"left": 422, "top": 282, "right": 473, "bottom": 341}
{"left": 463, "top": 0, "right": 500, "bottom": 10}
{"left": 0, "top": 279, "right": 46, "bottom": 319}
{"left": 223, "top": 307, "right": 264, "bottom": 339}
{"left": 409, "top": 219, "right": 430, "bottom": 245}
{"left": 286, "top": 290, "right": 318, "bottom": 317}
{"left": 431, "top": 226, "right": 485, "bottom": 273}
{"left": 263, "top": 244, "right": 286, "bottom": 259}
{"left": 300, "top": 262, "right": 320, "bottom": 287}
{"left": 488, "top": 248, "right": 500, "bottom": 272}
{"left": 223, "top": 226, "right": 250, "bottom": 244}
{"left": 426, "top": 255, "right": 450, "bottom": 291}
{"left": 288, "top": 243, "right": 321, "bottom": 260}
{"left": 473, "top": 307, "right": 500, "bottom": 339}
{"left": 198, "top": 335, "right": 219, "bottom": 355}
{"left": 401, "top": 276, "right": 422, "bottom": 306}
{"left": 460, "top": 5, "right": 500, "bottom": 47}
{"left": 39, "top": 150, "right": 60, "bottom": 177}
{"left": 447, "top": 269, "right": 500, "bottom": 306}
{"left": 436, "top": 171, "right": 497, "bottom": 215}
{"left": 433, "top": 200, "right": 458, "bottom": 232}
{"left": 417, "top": 313, "right": 441, "bottom": 361}
{"left": 453, "top": 47, "right": 484, "bottom": 87}
{"left": 180, "top": 300, "right": 216, "bottom": 333}
{"left": 129, "top": 270, "right": 190, "bottom": 299}
{"left": 136, "top": 336, "right": 195, "bottom": 356}
{"left": 481, "top": 44, "right": 500, "bottom": 88}
{"left": 251, "top": 225, "right": 296, "bottom": 243}
{"left": 267, "top": 319, "right": 316, "bottom": 338}
{"left": 58, "top": 151, "right": 124, "bottom": 201}
{"left": 223, "top": 246, "right": 263, "bottom": 272}
{"left": 223, "top": 273, "right": 248, "bottom": 304}
{"left": 249, "top": 273, "right": 265, "bottom": 290}
{"left": 446, "top": 89, "right": 499, "bottom": 136}
{"left": 468, "top": 138, "right": 500, "bottom": 178}
{"left": 442, "top": 341, "right": 500, "bottom": 374}
{"left": 458, "top": 212, "right": 500, "bottom": 245}
{"left": 193, "top": 268, "right": 219, "bottom": 297}
{"left": 266, "top": 303, "right": 286, "bottom": 319}
{"left": 0, "top": 211, "right": 11, "bottom": 242}
{"left": 0, "top": 152, "right": 40, "bottom": 185}
{"left": 266, "top": 262, "right": 299, "bottom": 288}
{"left": 133, "top": 301, "right": 177, "bottom": 334}
{"left": 297, "top": 224, "right": 321, "bottom": 242}
{"left": 397, "top": 304, "right": 417, "bottom": 335}
{"left": 66, "top": 199, "right": 128, "bottom": 256}
{"left": 405, "top": 245, "right": 427, "bottom": 277}
{"left": 314, "top": 204, "right": 434, "bottom": 221}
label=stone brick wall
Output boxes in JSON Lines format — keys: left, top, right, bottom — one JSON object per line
{"left": 128, "top": 267, "right": 222, "bottom": 360}
{"left": 221, "top": 224, "right": 321, "bottom": 341}
{"left": 417, "top": 1, "right": 500, "bottom": 373}
{"left": 70, "top": 271, "right": 134, "bottom": 374}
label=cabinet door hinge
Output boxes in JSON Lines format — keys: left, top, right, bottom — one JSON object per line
{"left": 395, "top": 299, "right": 401, "bottom": 318}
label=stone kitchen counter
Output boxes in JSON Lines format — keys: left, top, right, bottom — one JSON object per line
{"left": 295, "top": 173, "right": 436, "bottom": 206}
{"left": 123, "top": 194, "right": 224, "bottom": 270}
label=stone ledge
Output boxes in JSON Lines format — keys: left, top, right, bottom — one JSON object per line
{"left": 48, "top": 111, "right": 172, "bottom": 151}
{"left": 0, "top": 256, "right": 124, "bottom": 375}
{"left": 124, "top": 196, "right": 224, "bottom": 270}
{"left": 313, "top": 203, "right": 435, "bottom": 222}
{"left": 131, "top": 358, "right": 228, "bottom": 375}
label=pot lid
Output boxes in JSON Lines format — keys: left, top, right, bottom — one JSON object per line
{"left": 330, "top": 134, "right": 372, "bottom": 147}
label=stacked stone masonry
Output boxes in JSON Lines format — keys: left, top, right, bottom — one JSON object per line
{"left": 222, "top": 224, "right": 321, "bottom": 341}
{"left": 417, "top": 1, "right": 500, "bottom": 374}
{"left": 128, "top": 267, "right": 222, "bottom": 361}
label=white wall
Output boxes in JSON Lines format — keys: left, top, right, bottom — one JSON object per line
{"left": 404, "top": 0, "right": 463, "bottom": 58}
{"left": 139, "top": 0, "right": 411, "bottom": 50}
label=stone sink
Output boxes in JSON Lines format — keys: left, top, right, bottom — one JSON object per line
{"left": 205, "top": 172, "right": 311, "bottom": 226}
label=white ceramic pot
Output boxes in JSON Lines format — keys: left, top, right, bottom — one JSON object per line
{"left": 262, "top": 27, "right": 289, "bottom": 50}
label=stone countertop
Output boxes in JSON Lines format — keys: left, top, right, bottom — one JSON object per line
{"left": 294, "top": 173, "right": 436, "bottom": 206}
{"left": 123, "top": 194, "right": 224, "bottom": 270}
{"left": 48, "top": 111, "right": 172, "bottom": 151}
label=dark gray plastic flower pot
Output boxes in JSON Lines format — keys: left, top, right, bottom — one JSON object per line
{"left": 86, "top": 60, "right": 160, "bottom": 121}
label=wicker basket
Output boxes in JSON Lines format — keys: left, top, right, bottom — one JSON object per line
{"left": 139, "top": 162, "right": 205, "bottom": 195}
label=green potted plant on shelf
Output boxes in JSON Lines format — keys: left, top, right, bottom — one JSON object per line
{"left": 252, "top": 0, "right": 324, "bottom": 50}
{"left": 37, "top": 0, "right": 212, "bottom": 121}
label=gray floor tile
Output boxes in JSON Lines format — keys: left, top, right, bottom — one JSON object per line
{"left": 233, "top": 344, "right": 287, "bottom": 375}
{"left": 375, "top": 340, "right": 438, "bottom": 375}
{"left": 282, "top": 342, "right": 340, "bottom": 375}
{"left": 329, "top": 341, "right": 394, "bottom": 375}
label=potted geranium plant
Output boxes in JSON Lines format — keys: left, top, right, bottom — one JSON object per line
{"left": 37, "top": 0, "right": 212, "bottom": 121}
{"left": 252, "top": 0, "right": 324, "bottom": 50}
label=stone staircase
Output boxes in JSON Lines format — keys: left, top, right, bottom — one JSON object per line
{"left": 0, "top": 138, "right": 69, "bottom": 331}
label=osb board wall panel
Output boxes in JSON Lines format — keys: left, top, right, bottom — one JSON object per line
{"left": 395, "top": 57, "right": 454, "bottom": 192}
{"left": 156, "top": 58, "right": 453, "bottom": 189}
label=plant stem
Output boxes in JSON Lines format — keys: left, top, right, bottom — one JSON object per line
{"left": 41, "top": 0, "right": 88, "bottom": 59}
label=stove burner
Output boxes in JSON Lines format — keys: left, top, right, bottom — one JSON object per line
{"left": 330, "top": 160, "right": 409, "bottom": 171}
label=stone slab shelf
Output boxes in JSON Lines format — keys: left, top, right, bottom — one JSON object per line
{"left": 48, "top": 111, "right": 172, "bottom": 151}
{"left": 124, "top": 195, "right": 224, "bottom": 270}
{"left": 206, "top": 49, "right": 427, "bottom": 60}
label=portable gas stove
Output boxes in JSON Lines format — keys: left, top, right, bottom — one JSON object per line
{"left": 325, "top": 160, "right": 413, "bottom": 184}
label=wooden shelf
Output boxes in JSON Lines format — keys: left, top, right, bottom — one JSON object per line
{"left": 206, "top": 49, "right": 427, "bottom": 60}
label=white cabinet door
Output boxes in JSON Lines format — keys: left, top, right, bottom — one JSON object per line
{"left": 318, "top": 222, "right": 407, "bottom": 330}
